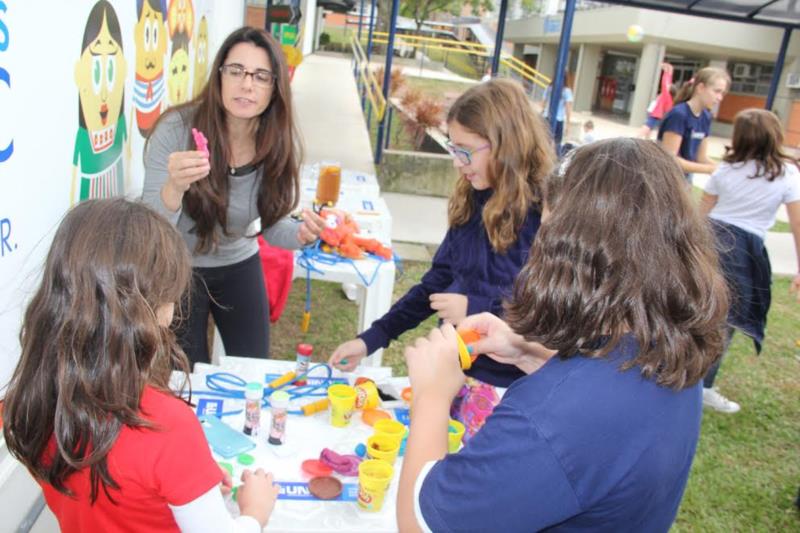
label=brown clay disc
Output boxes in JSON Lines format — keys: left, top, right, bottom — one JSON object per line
{"left": 309, "top": 476, "right": 343, "bottom": 500}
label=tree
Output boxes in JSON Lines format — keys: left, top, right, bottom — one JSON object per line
{"left": 400, "top": 0, "right": 493, "bottom": 32}
{"left": 519, "top": 0, "right": 542, "bottom": 16}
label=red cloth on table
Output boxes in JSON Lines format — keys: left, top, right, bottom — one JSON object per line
{"left": 258, "top": 236, "right": 294, "bottom": 323}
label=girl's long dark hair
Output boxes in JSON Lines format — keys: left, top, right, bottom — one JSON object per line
{"left": 447, "top": 79, "right": 556, "bottom": 253}
{"left": 152, "top": 26, "right": 302, "bottom": 254}
{"left": 724, "top": 108, "right": 800, "bottom": 182}
{"left": 2, "top": 199, "right": 192, "bottom": 502}
{"left": 506, "top": 139, "right": 729, "bottom": 389}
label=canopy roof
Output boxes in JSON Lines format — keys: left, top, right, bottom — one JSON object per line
{"left": 600, "top": 0, "right": 800, "bottom": 29}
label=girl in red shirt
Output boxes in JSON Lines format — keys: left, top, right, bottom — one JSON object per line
{"left": 3, "top": 199, "right": 277, "bottom": 533}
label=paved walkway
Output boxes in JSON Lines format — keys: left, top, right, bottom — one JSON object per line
{"left": 292, "top": 53, "right": 797, "bottom": 275}
{"left": 293, "top": 54, "right": 376, "bottom": 175}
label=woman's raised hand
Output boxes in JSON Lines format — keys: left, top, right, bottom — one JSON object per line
{"left": 166, "top": 150, "right": 211, "bottom": 192}
{"left": 161, "top": 150, "right": 210, "bottom": 212}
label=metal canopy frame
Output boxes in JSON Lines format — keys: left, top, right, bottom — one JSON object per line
{"left": 372, "top": 0, "right": 800, "bottom": 162}
{"left": 545, "top": 0, "right": 800, "bottom": 140}
{"left": 601, "top": 0, "right": 800, "bottom": 29}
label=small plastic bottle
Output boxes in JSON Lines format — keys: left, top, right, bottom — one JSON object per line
{"left": 294, "top": 343, "right": 313, "bottom": 386}
{"left": 268, "top": 390, "right": 290, "bottom": 445}
{"left": 243, "top": 382, "right": 263, "bottom": 436}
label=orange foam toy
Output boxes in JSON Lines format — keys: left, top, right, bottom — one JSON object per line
{"left": 319, "top": 208, "right": 392, "bottom": 261}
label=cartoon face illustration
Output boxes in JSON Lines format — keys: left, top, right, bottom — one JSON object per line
{"left": 167, "top": 32, "right": 190, "bottom": 105}
{"left": 135, "top": 0, "right": 167, "bottom": 78}
{"left": 75, "top": 6, "right": 126, "bottom": 136}
{"left": 72, "top": 1, "right": 129, "bottom": 203}
{"left": 133, "top": 0, "right": 168, "bottom": 136}
{"left": 192, "top": 16, "right": 209, "bottom": 98}
{"left": 167, "top": 0, "right": 194, "bottom": 40}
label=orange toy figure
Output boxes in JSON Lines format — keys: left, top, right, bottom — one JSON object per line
{"left": 319, "top": 208, "right": 392, "bottom": 260}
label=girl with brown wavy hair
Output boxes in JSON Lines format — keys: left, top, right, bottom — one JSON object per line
{"left": 698, "top": 108, "right": 800, "bottom": 413}
{"left": 398, "top": 139, "right": 729, "bottom": 532}
{"left": 330, "top": 79, "right": 555, "bottom": 437}
{"left": 142, "top": 27, "right": 324, "bottom": 367}
{"left": 2, "top": 199, "right": 279, "bottom": 532}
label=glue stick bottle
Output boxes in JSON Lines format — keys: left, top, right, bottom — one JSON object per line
{"left": 243, "top": 382, "right": 263, "bottom": 436}
{"left": 268, "top": 391, "right": 290, "bottom": 445}
{"left": 294, "top": 343, "right": 313, "bottom": 386}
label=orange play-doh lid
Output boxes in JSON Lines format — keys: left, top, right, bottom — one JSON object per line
{"left": 457, "top": 329, "right": 481, "bottom": 345}
{"left": 361, "top": 408, "right": 391, "bottom": 426}
{"left": 302, "top": 459, "right": 333, "bottom": 478}
{"left": 401, "top": 387, "right": 412, "bottom": 403}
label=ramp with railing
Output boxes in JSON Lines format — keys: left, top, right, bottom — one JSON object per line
{"left": 361, "top": 31, "right": 551, "bottom": 91}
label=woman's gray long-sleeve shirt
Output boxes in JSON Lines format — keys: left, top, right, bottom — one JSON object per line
{"left": 141, "top": 109, "right": 302, "bottom": 268}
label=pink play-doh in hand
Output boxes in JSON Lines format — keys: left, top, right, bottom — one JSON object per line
{"left": 191, "top": 127, "right": 209, "bottom": 158}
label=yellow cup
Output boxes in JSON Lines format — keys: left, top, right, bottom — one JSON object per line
{"left": 448, "top": 419, "right": 465, "bottom": 453}
{"left": 357, "top": 459, "right": 394, "bottom": 512}
{"left": 366, "top": 434, "right": 400, "bottom": 465}
{"left": 373, "top": 419, "right": 407, "bottom": 446}
{"left": 327, "top": 384, "right": 357, "bottom": 427}
{"left": 354, "top": 379, "right": 380, "bottom": 410}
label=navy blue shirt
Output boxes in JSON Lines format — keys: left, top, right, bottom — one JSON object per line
{"left": 359, "top": 189, "right": 541, "bottom": 387}
{"left": 418, "top": 336, "right": 702, "bottom": 532}
{"left": 657, "top": 102, "right": 712, "bottom": 163}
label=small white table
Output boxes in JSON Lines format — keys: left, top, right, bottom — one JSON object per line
{"left": 293, "top": 252, "right": 395, "bottom": 368}
{"left": 295, "top": 167, "right": 395, "bottom": 367}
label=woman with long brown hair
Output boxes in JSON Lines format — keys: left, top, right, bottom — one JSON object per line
{"left": 2, "top": 199, "right": 279, "bottom": 532}
{"left": 330, "top": 79, "right": 556, "bottom": 438}
{"left": 698, "top": 108, "right": 800, "bottom": 413}
{"left": 397, "top": 138, "right": 729, "bottom": 532}
{"left": 142, "top": 27, "right": 324, "bottom": 367}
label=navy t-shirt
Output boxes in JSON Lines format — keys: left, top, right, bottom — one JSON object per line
{"left": 657, "top": 102, "right": 712, "bottom": 163}
{"left": 417, "top": 336, "right": 702, "bottom": 532}
{"left": 359, "top": 188, "right": 541, "bottom": 387}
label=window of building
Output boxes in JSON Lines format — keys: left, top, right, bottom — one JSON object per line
{"left": 729, "top": 61, "right": 774, "bottom": 96}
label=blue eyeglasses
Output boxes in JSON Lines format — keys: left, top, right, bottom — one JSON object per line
{"left": 445, "top": 140, "right": 490, "bottom": 165}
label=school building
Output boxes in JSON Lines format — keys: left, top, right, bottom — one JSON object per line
{"left": 504, "top": 3, "right": 800, "bottom": 145}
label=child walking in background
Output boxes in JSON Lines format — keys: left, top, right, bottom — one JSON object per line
{"left": 658, "top": 66, "right": 730, "bottom": 182}
{"left": 541, "top": 72, "right": 574, "bottom": 153}
{"left": 330, "top": 79, "right": 557, "bottom": 438}
{"left": 698, "top": 108, "right": 800, "bottom": 413}
{"left": 2, "top": 199, "right": 279, "bottom": 533}
{"left": 561, "top": 120, "right": 596, "bottom": 156}
{"left": 581, "top": 120, "right": 596, "bottom": 144}
{"left": 639, "top": 62, "right": 675, "bottom": 139}
{"left": 398, "top": 139, "right": 729, "bottom": 532}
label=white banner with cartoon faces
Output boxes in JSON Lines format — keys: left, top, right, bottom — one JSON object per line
{"left": 0, "top": 0, "right": 244, "bottom": 389}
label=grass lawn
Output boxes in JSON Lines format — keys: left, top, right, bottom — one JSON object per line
{"left": 424, "top": 46, "right": 480, "bottom": 79}
{"left": 364, "top": 101, "right": 417, "bottom": 152}
{"left": 320, "top": 25, "right": 353, "bottom": 46}
{"left": 270, "top": 262, "right": 800, "bottom": 531}
{"left": 403, "top": 75, "right": 475, "bottom": 99}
